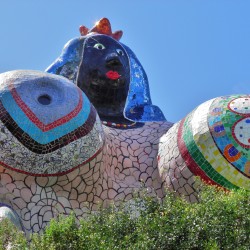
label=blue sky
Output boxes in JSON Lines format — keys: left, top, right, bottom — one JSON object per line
{"left": 1, "top": 1, "right": 250, "bottom": 122}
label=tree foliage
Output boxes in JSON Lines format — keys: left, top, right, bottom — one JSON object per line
{"left": 1, "top": 183, "right": 249, "bottom": 250}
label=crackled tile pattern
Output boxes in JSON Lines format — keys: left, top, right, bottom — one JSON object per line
{"left": 0, "top": 118, "right": 172, "bottom": 235}
{"left": 101, "top": 122, "right": 173, "bottom": 201}
{"left": 0, "top": 153, "right": 104, "bottom": 234}
{"left": 158, "top": 123, "right": 199, "bottom": 203}
{"left": 0, "top": 70, "right": 250, "bottom": 237}
{"left": 0, "top": 69, "right": 175, "bottom": 235}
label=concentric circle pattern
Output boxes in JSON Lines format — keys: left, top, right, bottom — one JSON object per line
{"left": 0, "top": 70, "right": 104, "bottom": 176}
{"left": 178, "top": 95, "right": 250, "bottom": 190}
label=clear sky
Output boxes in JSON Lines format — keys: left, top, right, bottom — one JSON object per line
{"left": 1, "top": 1, "right": 250, "bottom": 122}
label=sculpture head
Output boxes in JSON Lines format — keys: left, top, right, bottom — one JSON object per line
{"left": 46, "top": 18, "right": 166, "bottom": 123}
{"left": 77, "top": 34, "right": 130, "bottom": 120}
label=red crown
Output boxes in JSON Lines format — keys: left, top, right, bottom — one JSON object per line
{"left": 79, "top": 18, "right": 123, "bottom": 41}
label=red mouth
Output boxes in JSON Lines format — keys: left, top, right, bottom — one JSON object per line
{"left": 106, "top": 71, "right": 121, "bottom": 80}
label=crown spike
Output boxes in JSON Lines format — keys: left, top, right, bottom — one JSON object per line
{"left": 79, "top": 17, "right": 123, "bottom": 41}
{"left": 79, "top": 25, "right": 89, "bottom": 36}
{"left": 113, "top": 30, "right": 123, "bottom": 41}
{"left": 90, "top": 18, "right": 112, "bottom": 35}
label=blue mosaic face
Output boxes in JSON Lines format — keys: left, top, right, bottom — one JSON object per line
{"left": 77, "top": 35, "right": 130, "bottom": 120}
{"left": 46, "top": 34, "right": 166, "bottom": 123}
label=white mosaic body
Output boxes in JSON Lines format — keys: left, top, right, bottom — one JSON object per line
{"left": 157, "top": 123, "right": 199, "bottom": 203}
{"left": 0, "top": 121, "right": 180, "bottom": 235}
{"left": 1, "top": 62, "right": 250, "bottom": 236}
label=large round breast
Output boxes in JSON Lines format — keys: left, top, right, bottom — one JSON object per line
{"left": 0, "top": 70, "right": 104, "bottom": 176}
{"left": 177, "top": 95, "right": 250, "bottom": 190}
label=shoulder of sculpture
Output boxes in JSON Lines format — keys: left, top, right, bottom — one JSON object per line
{"left": 103, "top": 121, "right": 173, "bottom": 140}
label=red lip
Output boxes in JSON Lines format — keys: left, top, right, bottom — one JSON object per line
{"left": 106, "top": 71, "right": 121, "bottom": 80}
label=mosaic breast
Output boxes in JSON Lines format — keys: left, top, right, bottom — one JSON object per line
{"left": 0, "top": 70, "right": 104, "bottom": 176}
{"left": 177, "top": 95, "right": 250, "bottom": 190}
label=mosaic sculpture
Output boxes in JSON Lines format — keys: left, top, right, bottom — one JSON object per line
{"left": 0, "top": 18, "right": 249, "bottom": 235}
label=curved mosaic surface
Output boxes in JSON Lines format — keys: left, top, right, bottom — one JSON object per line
{"left": 1, "top": 18, "right": 249, "bottom": 237}
{"left": 0, "top": 70, "right": 104, "bottom": 176}
{"left": 177, "top": 95, "right": 250, "bottom": 190}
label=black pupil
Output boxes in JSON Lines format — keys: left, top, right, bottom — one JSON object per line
{"left": 38, "top": 94, "right": 51, "bottom": 105}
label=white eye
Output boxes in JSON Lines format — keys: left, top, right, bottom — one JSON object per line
{"left": 116, "top": 49, "right": 124, "bottom": 56}
{"left": 93, "top": 43, "right": 105, "bottom": 50}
